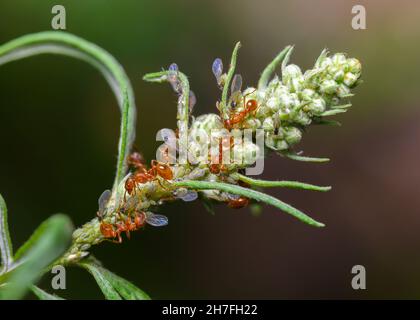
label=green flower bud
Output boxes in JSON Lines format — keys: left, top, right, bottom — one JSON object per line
{"left": 265, "top": 134, "right": 277, "bottom": 149}
{"left": 276, "top": 139, "right": 289, "bottom": 151}
{"left": 343, "top": 72, "right": 358, "bottom": 87}
{"left": 283, "top": 64, "right": 304, "bottom": 92}
{"left": 190, "top": 114, "right": 223, "bottom": 132}
{"left": 320, "top": 57, "right": 333, "bottom": 69}
{"left": 283, "top": 64, "right": 303, "bottom": 79}
{"left": 262, "top": 117, "right": 275, "bottom": 132}
{"left": 320, "top": 79, "right": 338, "bottom": 95}
{"left": 266, "top": 97, "right": 280, "bottom": 112}
{"left": 243, "top": 142, "right": 260, "bottom": 164}
{"left": 243, "top": 118, "right": 261, "bottom": 130}
{"left": 256, "top": 103, "right": 271, "bottom": 117}
{"left": 331, "top": 53, "right": 346, "bottom": 66}
{"left": 305, "top": 98, "right": 326, "bottom": 115}
{"left": 300, "top": 88, "right": 316, "bottom": 101}
{"left": 284, "top": 127, "right": 302, "bottom": 145}
{"left": 280, "top": 92, "right": 300, "bottom": 109}
{"left": 333, "top": 69, "right": 345, "bottom": 82}
{"left": 337, "top": 84, "right": 351, "bottom": 98}
{"left": 347, "top": 58, "right": 362, "bottom": 75}
{"left": 293, "top": 110, "right": 312, "bottom": 126}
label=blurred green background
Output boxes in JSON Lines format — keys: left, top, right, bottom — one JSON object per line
{"left": 0, "top": 0, "right": 419, "bottom": 299}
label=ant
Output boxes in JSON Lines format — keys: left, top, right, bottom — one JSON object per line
{"left": 124, "top": 155, "right": 174, "bottom": 200}
{"left": 224, "top": 91, "right": 258, "bottom": 130}
{"left": 227, "top": 196, "right": 250, "bottom": 209}
{"left": 100, "top": 211, "right": 146, "bottom": 243}
{"left": 128, "top": 151, "right": 147, "bottom": 173}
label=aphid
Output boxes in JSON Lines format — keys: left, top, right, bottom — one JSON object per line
{"left": 145, "top": 212, "right": 169, "bottom": 227}
{"left": 168, "top": 63, "right": 181, "bottom": 93}
{"left": 179, "top": 190, "right": 198, "bottom": 202}
{"left": 97, "top": 189, "right": 111, "bottom": 220}
{"left": 227, "top": 196, "right": 250, "bottom": 209}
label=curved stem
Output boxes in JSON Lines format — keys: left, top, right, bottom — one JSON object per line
{"left": 282, "top": 151, "right": 330, "bottom": 163}
{"left": 0, "top": 31, "right": 137, "bottom": 190}
{"left": 143, "top": 70, "right": 190, "bottom": 136}
{"left": 232, "top": 173, "right": 331, "bottom": 192}
{"left": 173, "top": 180, "right": 325, "bottom": 227}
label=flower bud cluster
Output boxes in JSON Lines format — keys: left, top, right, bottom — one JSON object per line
{"left": 226, "top": 51, "right": 362, "bottom": 152}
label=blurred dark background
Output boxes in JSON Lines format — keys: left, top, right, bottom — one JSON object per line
{"left": 0, "top": 0, "right": 419, "bottom": 299}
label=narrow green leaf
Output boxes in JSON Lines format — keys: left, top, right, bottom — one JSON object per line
{"left": 174, "top": 180, "right": 325, "bottom": 227}
{"left": 31, "top": 286, "right": 65, "bottom": 300}
{"left": 99, "top": 268, "right": 150, "bottom": 300}
{"left": 258, "top": 45, "right": 294, "bottom": 90}
{"left": 0, "top": 214, "right": 73, "bottom": 300}
{"left": 315, "top": 48, "right": 329, "bottom": 68}
{"left": 79, "top": 259, "right": 150, "bottom": 300}
{"left": 282, "top": 151, "right": 330, "bottom": 163}
{"left": 313, "top": 118, "right": 342, "bottom": 126}
{"left": 0, "top": 31, "right": 137, "bottom": 190}
{"left": 79, "top": 260, "right": 121, "bottom": 300}
{"left": 281, "top": 45, "right": 294, "bottom": 75}
{"left": 321, "top": 109, "right": 348, "bottom": 117}
{"left": 220, "top": 42, "right": 241, "bottom": 119}
{"left": 331, "top": 103, "right": 352, "bottom": 109}
{"left": 232, "top": 173, "right": 331, "bottom": 192}
{"left": 0, "top": 194, "right": 13, "bottom": 272}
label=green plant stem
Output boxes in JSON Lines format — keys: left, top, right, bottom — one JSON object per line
{"left": 0, "top": 194, "right": 13, "bottom": 272}
{"left": 220, "top": 42, "right": 241, "bottom": 120}
{"left": 232, "top": 173, "right": 331, "bottom": 192}
{"left": 143, "top": 70, "right": 190, "bottom": 135}
{"left": 282, "top": 151, "right": 330, "bottom": 163}
{"left": 173, "top": 180, "right": 325, "bottom": 227}
{"left": 0, "top": 31, "right": 137, "bottom": 190}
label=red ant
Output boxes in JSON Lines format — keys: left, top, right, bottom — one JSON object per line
{"left": 100, "top": 211, "right": 146, "bottom": 243}
{"left": 124, "top": 157, "right": 174, "bottom": 200}
{"left": 224, "top": 91, "right": 258, "bottom": 130}
{"left": 128, "top": 151, "right": 147, "bottom": 173}
{"left": 227, "top": 196, "right": 249, "bottom": 209}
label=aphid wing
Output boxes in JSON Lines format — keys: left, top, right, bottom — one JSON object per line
{"left": 231, "top": 74, "right": 243, "bottom": 95}
{"left": 98, "top": 189, "right": 112, "bottom": 212}
{"left": 146, "top": 213, "right": 169, "bottom": 227}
